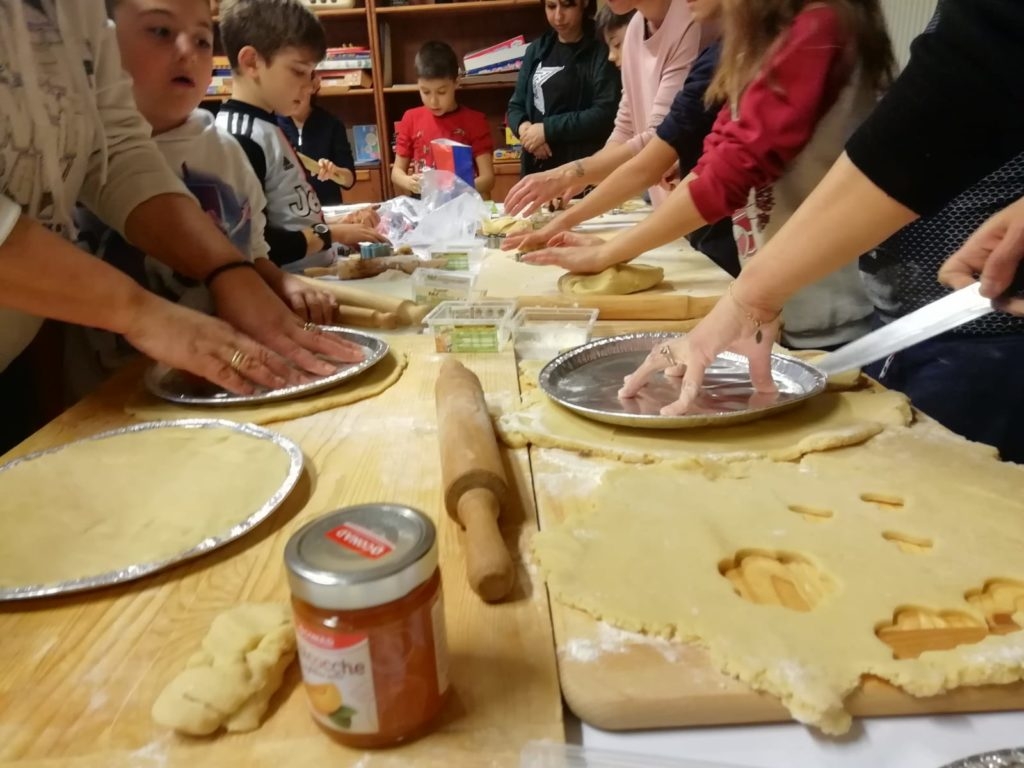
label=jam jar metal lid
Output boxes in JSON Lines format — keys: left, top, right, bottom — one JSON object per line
{"left": 284, "top": 504, "right": 437, "bottom": 610}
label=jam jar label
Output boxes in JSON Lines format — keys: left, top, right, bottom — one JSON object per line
{"left": 295, "top": 621, "right": 380, "bottom": 733}
{"left": 431, "top": 594, "right": 450, "bottom": 695}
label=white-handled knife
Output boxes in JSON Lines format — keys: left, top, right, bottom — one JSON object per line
{"left": 817, "top": 276, "right": 1023, "bottom": 376}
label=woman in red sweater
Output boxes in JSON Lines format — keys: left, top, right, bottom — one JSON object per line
{"left": 526, "top": 0, "right": 893, "bottom": 352}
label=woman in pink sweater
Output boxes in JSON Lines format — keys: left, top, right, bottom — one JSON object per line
{"left": 504, "top": 0, "right": 705, "bottom": 214}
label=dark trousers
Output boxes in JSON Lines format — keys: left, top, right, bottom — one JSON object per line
{"left": 865, "top": 330, "right": 1024, "bottom": 463}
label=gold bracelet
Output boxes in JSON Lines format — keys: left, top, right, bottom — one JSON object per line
{"left": 727, "top": 283, "right": 781, "bottom": 344}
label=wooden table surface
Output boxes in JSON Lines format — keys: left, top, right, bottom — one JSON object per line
{"left": 0, "top": 335, "right": 563, "bottom": 768}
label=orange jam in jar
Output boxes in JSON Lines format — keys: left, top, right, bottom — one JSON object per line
{"left": 284, "top": 504, "right": 449, "bottom": 748}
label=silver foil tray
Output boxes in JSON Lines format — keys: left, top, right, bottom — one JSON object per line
{"left": 941, "top": 749, "right": 1024, "bottom": 768}
{"left": 538, "top": 332, "right": 827, "bottom": 429}
{"left": 0, "top": 419, "right": 303, "bottom": 601}
{"left": 144, "top": 326, "right": 388, "bottom": 406}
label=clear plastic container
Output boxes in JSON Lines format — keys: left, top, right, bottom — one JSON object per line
{"left": 422, "top": 300, "right": 516, "bottom": 353}
{"left": 428, "top": 243, "right": 484, "bottom": 272}
{"left": 411, "top": 268, "right": 477, "bottom": 307}
{"left": 512, "top": 307, "right": 598, "bottom": 358}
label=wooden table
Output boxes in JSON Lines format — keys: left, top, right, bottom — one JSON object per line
{"left": 0, "top": 336, "right": 563, "bottom": 767}
{"left": 475, "top": 224, "right": 731, "bottom": 327}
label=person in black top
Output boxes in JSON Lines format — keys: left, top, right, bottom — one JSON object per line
{"left": 619, "top": 0, "right": 1024, "bottom": 421}
{"left": 278, "top": 80, "right": 356, "bottom": 207}
{"left": 507, "top": 0, "right": 621, "bottom": 176}
{"left": 505, "top": 27, "right": 738, "bottom": 276}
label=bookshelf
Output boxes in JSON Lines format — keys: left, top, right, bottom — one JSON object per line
{"left": 209, "top": 0, "right": 545, "bottom": 201}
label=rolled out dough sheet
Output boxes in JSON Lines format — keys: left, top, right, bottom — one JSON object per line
{"left": 126, "top": 350, "right": 407, "bottom": 425}
{"left": 494, "top": 363, "right": 912, "bottom": 468}
{"left": 533, "top": 427, "right": 1024, "bottom": 735}
{"left": 0, "top": 425, "right": 295, "bottom": 589}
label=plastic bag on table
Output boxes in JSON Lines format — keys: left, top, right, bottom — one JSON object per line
{"left": 381, "top": 170, "right": 489, "bottom": 247}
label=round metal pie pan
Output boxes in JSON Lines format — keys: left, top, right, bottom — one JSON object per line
{"left": 144, "top": 326, "right": 388, "bottom": 406}
{"left": 538, "top": 332, "right": 827, "bottom": 429}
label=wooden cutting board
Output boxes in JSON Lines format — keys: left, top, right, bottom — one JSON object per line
{"left": 0, "top": 336, "right": 563, "bottom": 767}
{"left": 531, "top": 446, "right": 1024, "bottom": 731}
{"left": 476, "top": 236, "right": 730, "bottom": 321}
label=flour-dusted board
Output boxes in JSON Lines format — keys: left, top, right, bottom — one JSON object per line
{"left": 530, "top": 446, "right": 1024, "bottom": 731}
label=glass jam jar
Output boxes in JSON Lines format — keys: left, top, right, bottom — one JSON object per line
{"left": 284, "top": 504, "right": 449, "bottom": 748}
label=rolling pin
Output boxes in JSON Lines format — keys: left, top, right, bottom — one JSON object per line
{"left": 334, "top": 304, "right": 399, "bottom": 330}
{"left": 434, "top": 359, "right": 515, "bottom": 602}
{"left": 514, "top": 293, "right": 719, "bottom": 321}
{"left": 297, "top": 275, "right": 431, "bottom": 326}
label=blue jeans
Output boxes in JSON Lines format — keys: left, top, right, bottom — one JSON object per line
{"left": 865, "top": 330, "right": 1024, "bottom": 463}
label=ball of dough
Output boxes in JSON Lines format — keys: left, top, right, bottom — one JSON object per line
{"left": 558, "top": 264, "right": 664, "bottom": 296}
{"left": 151, "top": 604, "right": 296, "bottom": 736}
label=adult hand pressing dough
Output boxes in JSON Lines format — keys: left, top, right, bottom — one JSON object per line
{"left": 126, "top": 351, "right": 408, "bottom": 425}
{"left": 152, "top": 604, "right": 296, "bottom": 735}
{"left": 558, "top": 264, "right": 664, "bottom": 296}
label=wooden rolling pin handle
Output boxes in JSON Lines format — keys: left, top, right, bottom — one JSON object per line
{"left": 457, "top": 487, "right": 515, "bottom": 603}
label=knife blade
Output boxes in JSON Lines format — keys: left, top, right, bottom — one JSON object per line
{"left": 816, "top": 283, "right": 991, "bottom": 376}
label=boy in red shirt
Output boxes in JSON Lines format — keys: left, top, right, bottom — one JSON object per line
{"left": 391, "top": 41, "right": 495, "bottom": 198}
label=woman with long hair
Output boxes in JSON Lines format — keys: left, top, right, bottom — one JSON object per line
{"left": 525, "top": 0, "right": 894, "bottom": 353}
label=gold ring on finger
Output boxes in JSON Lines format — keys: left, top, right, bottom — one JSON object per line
{"left": 229, "top": 349, "right": 247, "bottom": 371}
{"left": 660, "top": 344, "right": 678, "bottom": 368}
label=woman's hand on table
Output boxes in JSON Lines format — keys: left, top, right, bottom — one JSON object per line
{"left": 208, "top": 265, "right": 365, "bottom": 374}
{"left": 520, "top": 232, "right": 616, "bottom": 273}
{"left": 123, "top": 294, "right": 300, "bottom": 395}
{"left": 504, "top": 169, "right": 574, "bottom": 217}
{"left": 502, "top": 219, "right": 565, "bottom": 252}
{"left": 939, "top": 195, "right": 1024, "bottom": 315}
{"left": 618, "top": 287, "right": 781, "bottom": 416}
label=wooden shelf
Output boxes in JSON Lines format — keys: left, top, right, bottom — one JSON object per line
{"left": 382, "top": 81, "right": 515, "bottom": 93}
{"left": 319, "top": 85, "right": 375, "bottom": 97}
{"left": 202, "top": 85, "right": 373, "bottom": 102}
{"left": 376, "top": 0, "right": 534, "bottom": 15}
{"left": 315, "top": 6, "right": 368, "bottom": 17}
{"left": 213, "top": 6, "right": 366, "bottom": 21}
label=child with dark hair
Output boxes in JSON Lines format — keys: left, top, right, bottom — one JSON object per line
{"left": 506, "top": 0, "right": 620, "bottom": 177}
{"left": 391, "top": 41, "right": 495, "bottom": 197}
{"left": 594, "top": 4, "right": 635, "bottom": 69}
{"left": 216, "top": 0, "right": 384, "bottom": 271}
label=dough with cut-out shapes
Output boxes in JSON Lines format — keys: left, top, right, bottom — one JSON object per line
{"left": 533, "top": 428, "right": 1024, "bottom": 734}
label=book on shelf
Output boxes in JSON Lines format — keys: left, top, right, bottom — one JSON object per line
{"left": 320, "top": 70, "right": 373, "bottom": 89}
{"left": 464, "top": 35, "right": 528, "bottom": 75}
{"left": 352, "top": 125, "right": 381, "bottom": 165}
{"left": 460, "top": 71, "right": 518, "bottom": 85}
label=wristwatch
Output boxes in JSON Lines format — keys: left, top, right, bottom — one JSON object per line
{"left": 312, "top": 222, "right": 332, "bottom": 251}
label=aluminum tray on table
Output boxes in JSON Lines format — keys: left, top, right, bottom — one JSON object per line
{"left": 539, "top": 332, "right": 827, "bottom": 429}
{"left": 144, "top": 326, "right": 388, "bottom": 406}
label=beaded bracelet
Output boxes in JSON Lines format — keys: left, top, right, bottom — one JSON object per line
{"left": 203, "top": 260, "right": 257, "bottom": 288}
